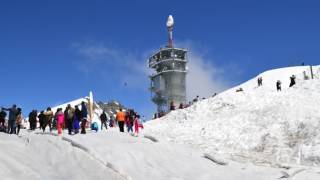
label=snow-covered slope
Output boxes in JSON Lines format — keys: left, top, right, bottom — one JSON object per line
{"left": 1, "top": 130, "right": 305, "bottom": 180}
{"left": 144, "top": 65, "right": 320, "bottom": 166}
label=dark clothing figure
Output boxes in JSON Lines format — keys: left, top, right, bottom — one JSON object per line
{"left": 38, "top": 111, "right": 45, "bottom": 130}
{"left": 289, "top": 75, "right": 296, "bottom": 87}
{"left": 170, "top": 101, "right": 175, "bottom": 111}
{"left": 29, "top": 110, "right": 37, "bottom": 130}
{"left": 179, "top": 103, "right": 184, "bottom": 109}
{"left": 0, "top": 109, "right": 7, "bottom": 131}
{"left": 126, "top": 110, "right": 135, "bottom": 133}
{"left": 64, "top": 105, "right": 75, "bottom": 135}
{"left": 74, "top": 106, "right": 81, "bottom": 134}
{"left": 80, "top": 102, "right": 88, "bottom": 134}
{"left": 2, "top": 105, "right": 18, "bottom": 134}
{"left": 43, "top": 108, "right": 53, "bottom": 132}
{"left": 276, "top": 80, "right": 282, "bottom": 91}
{"left": 100, "top": 112, "right": 108, "bottom": 130}
{"left": 257, "top": 77, "right": 263, "bottom": 87}
{"left": 118, "top": 121, "right": 124, "bottom": 132}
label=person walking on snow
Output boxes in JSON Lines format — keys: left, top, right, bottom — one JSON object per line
{"left": 56, "top": 108, "right": 64, "bottom": 135}
{"left": 100, "top": 111, "right": 108, "bottom": 130}
{"left": 116, "top": 108, "right": 125, "bottom": 132}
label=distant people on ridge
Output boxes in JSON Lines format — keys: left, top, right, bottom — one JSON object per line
{"left": 257, "top": 77, "right": 263, "bottom": 87}
{"left": 276, "top": 80, "right": 282, "bottom": 91}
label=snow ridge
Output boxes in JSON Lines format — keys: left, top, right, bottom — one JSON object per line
{"left": 145, "top": 65, "right": 320, "bottom": 166}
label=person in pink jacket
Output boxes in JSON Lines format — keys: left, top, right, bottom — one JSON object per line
{"left": 134, "top": 114, "right": 143, "bottom": 136}
{"left": 56, "top": 108, "right": 64, "bottom": 135}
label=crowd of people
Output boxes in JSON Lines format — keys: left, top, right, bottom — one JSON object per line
{"left": 0, "top": 102, "right": 144, "bottom": 136}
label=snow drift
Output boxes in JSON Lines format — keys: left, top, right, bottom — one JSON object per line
{"left": 144, "top": 65, "right": 320, "bottom": 166}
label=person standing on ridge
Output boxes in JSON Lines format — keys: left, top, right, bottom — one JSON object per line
{"left": 276, "top": 80, "right": 282, "bottom": 91}
{"left": 289, "top": 75, "right": 296, "bottom": 87}
{"left": 2, "top": 104, "right": 18, "bottom": 134}
{"left": 116, "top": 108, "right": 125, "bottom": 132}
{"left": 80, "top": 101, "right": 88, "bottom": 134}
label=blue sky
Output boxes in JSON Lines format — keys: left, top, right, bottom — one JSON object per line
{"left": 1, "top": 0, "right": 320, "bottom": 118}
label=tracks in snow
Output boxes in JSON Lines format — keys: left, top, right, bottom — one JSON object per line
{"left": 34, "top": 132, "right": 132, "bottom": 180}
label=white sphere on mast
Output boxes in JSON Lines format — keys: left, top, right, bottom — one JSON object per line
{"left": 166, "top": 15, "right": 174, "bottom": 28}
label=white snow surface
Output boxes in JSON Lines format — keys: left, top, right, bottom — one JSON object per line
{"left": 144, "top": 65, "right": 320, "bottom": 166}
{"left": 2, "top": 129, "right": 320, "bottom": 180}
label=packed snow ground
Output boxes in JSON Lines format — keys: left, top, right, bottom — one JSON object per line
{"left": 144, "top": 65, "right": 320, "bottom": 167}
{"left": 2, "top": 129, "right": 320, "bottom": 180}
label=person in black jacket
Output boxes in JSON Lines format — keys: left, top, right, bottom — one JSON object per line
{"left": 80, "top": 102, "right": 88, "bottom": 134}
{"left": 289, "top": 75, "right": 296, "bottom": 87}
{"left": 100, "top": 111, "right": 108, "bottom": 130}
{"left": 38, "top": 111, "right": 45, "bottom": 130}
{"left": 0, "top": 108, "right": 7, "bottom": 132}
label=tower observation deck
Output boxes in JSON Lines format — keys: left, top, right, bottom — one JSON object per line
{"left": 148, "top": 15, "right": 188, "bottom": 113}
